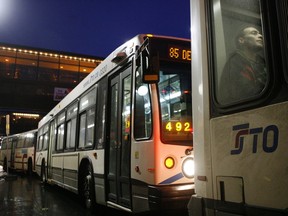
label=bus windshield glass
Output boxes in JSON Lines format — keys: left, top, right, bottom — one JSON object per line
{"left": 158, "top": 62, "right": 192, "bottom": 145}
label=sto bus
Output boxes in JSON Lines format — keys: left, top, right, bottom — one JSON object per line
{"left": 0, "top": 129, "right": 37, "bottom": 175}
{"left": 35, "top": 34, "right": 194, "bottom": 213}
{"left": 189, "top": 0, "right": 288, "bottom": 215}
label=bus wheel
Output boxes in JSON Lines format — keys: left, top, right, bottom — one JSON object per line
{"left": 27, "top": 158, "right": 33, "bottom": 176}
{"left": 40, "top": 161, "right": 46, "bottom": 183}
{"left": 79, "top": 163, "right": 96, "bottom": 211}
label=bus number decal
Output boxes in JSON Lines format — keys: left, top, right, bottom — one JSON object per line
{"left": 165, "top": 121, "right": 192, "bottom": 132}
{"left": 231, "top": 123, "right": 279, "bottom": 155}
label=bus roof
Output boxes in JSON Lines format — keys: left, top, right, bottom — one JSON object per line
{"left": 38, "top": 34, "right": 190, "bottom": 128}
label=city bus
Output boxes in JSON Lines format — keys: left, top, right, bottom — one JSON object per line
{"left": 0, "top": 129, "right": 37, "bottom": 175}
{"left": 35, "top": 34, "right": 194, "bottom": 213}
{"left": 188, "top": 0, "right": 288, "bottom": 215}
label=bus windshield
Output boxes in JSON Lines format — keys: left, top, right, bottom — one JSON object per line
{"left": 158, "top": 62, "right": 192, "bottom": 145}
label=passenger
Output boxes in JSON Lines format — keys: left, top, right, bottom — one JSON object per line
{"left": 219, "top": 25, "right": 267, "bottom": 104}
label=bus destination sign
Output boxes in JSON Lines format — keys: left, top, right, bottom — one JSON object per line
{"left": 168, "top": 46, "right": 191, "bottom": 62}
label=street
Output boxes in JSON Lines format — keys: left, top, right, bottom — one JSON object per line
{"left": 0, "top": 166, "right": 188, "bottom": 216}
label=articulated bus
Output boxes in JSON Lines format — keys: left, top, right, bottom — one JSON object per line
{"left": 188, "top": 0, "right": 288, "bottom": 215}
{"left": 0, "top": 129, "right": 37, "bottom": 175}
{"left": 35, "top": 34, "right": 194, "bottom": 213}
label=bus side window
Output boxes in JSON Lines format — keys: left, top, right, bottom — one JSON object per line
{"left": 50, "top": 120, "right": 57, "bottom": 152}
{"left": 95, "top": 77, "right": 107, "bottom": 149}
{"left": 78, "top": 87, "right": 96, "bottom": 149}
{"left": 134, "top": 71, "right": 152, "bottom": 140}
{"left": 66, "top": 101, "right": 78, "bottom": 150}
{"left": 276, "top": 1, "right": 288, "bottom": 83}
{"left": 212, "top": 0, "right": 268, "bottom": 105}
{"left": 56, "top": 112, "right": 65, "bottom": 151}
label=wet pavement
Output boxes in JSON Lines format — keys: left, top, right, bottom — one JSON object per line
{"left": 0, "top": 174, "right": 92, "bottom": 215}
{"left": 0, "top": 166, "right": 188, "bottom": 216}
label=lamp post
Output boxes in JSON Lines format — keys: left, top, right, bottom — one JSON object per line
{"left": 5, "top": 115, "right": 9, "bottom": 174}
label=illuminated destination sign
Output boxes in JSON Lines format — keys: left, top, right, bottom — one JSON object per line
{"left": 165, "top": 121, "right": 193, "bottom": 132}
{"left": 168, "top": 46, "right": 191, "bottom": 62}
{"left": 148, "top": 37, "right": 191, "bottom": 64}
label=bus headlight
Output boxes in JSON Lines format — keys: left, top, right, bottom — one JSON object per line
{"left": 182, "top": 157, "right": 194, "bottom": 178}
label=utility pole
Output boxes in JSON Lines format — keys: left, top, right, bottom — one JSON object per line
{"left": 5, "top": 115, "right": 9, "bottom": 175}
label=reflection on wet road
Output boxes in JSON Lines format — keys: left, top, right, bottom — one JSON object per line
{"left": 0, "top": 173, "right": 188, "bottom": 216}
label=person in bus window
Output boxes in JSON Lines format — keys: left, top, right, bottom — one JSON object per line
{"left": 219, "top": 25, "right": 267, "bottom": 104}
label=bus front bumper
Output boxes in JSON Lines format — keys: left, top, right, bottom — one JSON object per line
{"left": 148, "top": 183, "right": 195, "bottom": 210}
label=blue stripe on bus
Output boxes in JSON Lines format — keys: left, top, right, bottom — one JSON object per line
{"left": 159, "top": 172, "right": 184, "bottom": 184}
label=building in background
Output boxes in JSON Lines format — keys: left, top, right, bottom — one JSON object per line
{"left": 0, "top": 43, "right": 103, "bottom": 136}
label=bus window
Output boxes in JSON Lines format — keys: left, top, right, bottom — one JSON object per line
{"left": 134, "top": 70, "right": 152, "bottom": 140}
{"left": 56, "top": 112, "right": 65, "bottom": 151}
{"left": 17, "top": 136, "right": 24, "bottom": 148}
{"left": 158, "top": 64, "right": 192, "bottom": 144}
{"left": 212, "top": 0, "right": 268, "bottom": 105}
{"left": 37, "top": 131, "right": 43, "bottom": 151}
{"left": 95, "top": 77, "right": 107, "bottom": 149}
{"left": 50, "top": 120, "right": 57, "bottom": 152}
{"left": 86, "top": 108, "right": 95, "bottom": 147}
{"left": 66, "top": 101, "right": 78, "bottom": 150}
{"left": 121, "top": 74, "right": 131, "bottom": 179}
{"left": 43, "top": 133, "right": 48, "bottom": 150}
{"left": 78, "top": 88, "right": 96, "bottom": 149}
{"left": 78, "top": 113, "right": 86, "bottom": 149}
{"left": 276, "top": 1, "right": 288, "bottom": 83}
{"left": 42, "top": 124, "right": 49, "bottom": 150}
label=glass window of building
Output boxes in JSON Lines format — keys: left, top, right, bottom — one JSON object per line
{"left": 15, "top": 58, "right": 37, "bottom": 80}
{"left": 38, "top": 61, "right": 59, "bottom": 82}
{"left": 59, "top": 64, "right": 79, "bottom": 83}
{"left": 0, "top": 56, "right": 16, "bottom": 79}
{"left": 79, "top": 60, "right": 97, "bottom": 81}
{"left": 59, "top": 57, "right": 79, "bottom": 83}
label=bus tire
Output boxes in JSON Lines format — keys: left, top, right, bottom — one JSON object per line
{"left": 79, "top": 162, "right": 96, "bottom": 211}
{"left": 27, "top": 158, "right": 33, "bottom": 176}
{"left": 40, "top": 161, "right": 46, "bottom": 183}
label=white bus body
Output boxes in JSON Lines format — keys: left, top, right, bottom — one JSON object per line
{"left": 0, "top": 129, "right": 37, "bottom": 174}
{"left": 189, "top": 0, "right": 288, "bottom": 215}
{"left": 36, "top": 34, "right": 194, "bottom": 213}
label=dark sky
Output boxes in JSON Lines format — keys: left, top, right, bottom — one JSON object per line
{"left": 0, "top": 0, "right": 190, "bottom": 58}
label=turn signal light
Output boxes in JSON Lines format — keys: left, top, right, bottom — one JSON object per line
{"left": 164, "top": 157, "right": 175, "bottom": 169}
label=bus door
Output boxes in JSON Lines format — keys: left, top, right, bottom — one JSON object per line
{"left": 107, "top": 67, "right": 132, "bottom": 209}
{"left": 10, "top": 137, "right": 18, "bottom": 168}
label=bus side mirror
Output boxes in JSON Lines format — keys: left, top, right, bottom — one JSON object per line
{"left": 141, "top": 50, "right": 159, "bottom": 83}
{"left": 136, "top": 44, "right": 159, "bottom": 84}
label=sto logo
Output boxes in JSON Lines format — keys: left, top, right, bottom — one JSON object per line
{"left": 231, "top": 123, "right": 279, "bottom": 155}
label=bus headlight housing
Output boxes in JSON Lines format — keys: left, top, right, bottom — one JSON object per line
{"left": 182, "top": 157, "right": 194, "bottom": 178}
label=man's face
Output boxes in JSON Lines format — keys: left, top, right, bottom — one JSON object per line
{"left": 240, "top": 27, "right": 263, "bottom": 51}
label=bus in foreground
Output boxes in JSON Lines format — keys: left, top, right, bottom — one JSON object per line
{"left": 188, "top": 0, "right": 288, "bottom": 215}
{"left": 35, "top": 34, "right": 194, "bottom": 213}
{"left": 0, "top": 129, "right": 37, "bottom": 175}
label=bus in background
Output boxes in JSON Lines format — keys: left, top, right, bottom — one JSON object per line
{"left": 35, "top": 34, "right": 194, "bottom": 213}
{"left": 0, "top": 129, "right": 37, "bottom": 175}
{"left": 189, "top": 0, "right": 288, "bottom": 215}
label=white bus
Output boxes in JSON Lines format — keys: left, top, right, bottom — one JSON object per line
{"left": 188, "top": 0, "right": 288, "bottom": 215}
{"left": 35, "top": 34, "right": 194, "bottom": 213}
{"left": 0, "top": 129, "right": 37, "bottom": 175}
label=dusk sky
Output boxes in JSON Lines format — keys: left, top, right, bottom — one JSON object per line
{"left": 0, "top": 0, "right": 190, "bottom": 58}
